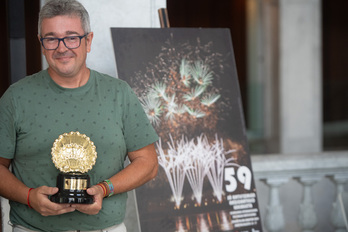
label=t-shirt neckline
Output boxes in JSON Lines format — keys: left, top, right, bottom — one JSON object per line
{"left": 45, "top": 69, "right": 95, "bottom": 94}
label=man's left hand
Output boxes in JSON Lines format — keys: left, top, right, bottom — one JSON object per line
{"left": 71, "top": 185, "right": 104, "bottom": 215}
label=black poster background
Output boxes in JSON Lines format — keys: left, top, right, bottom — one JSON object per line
{"left": 111, "top": 28, "right": 263, "bottom": 232}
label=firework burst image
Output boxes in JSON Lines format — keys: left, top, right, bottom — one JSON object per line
{"left": 122, "top": 32, "right": 230, "bottom": 143}
{"left": 112, "top": 28, "right": 263, "bottom": 232}
{"left": 157, "top": 134, "right": 236, "bottom": 209}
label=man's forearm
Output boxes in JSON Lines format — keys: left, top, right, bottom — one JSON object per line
{"left": 107, "top": 143, "right": 158, "bottom": 195}
{"left": 0, "top": 160, "right": 30, "bottom": 205}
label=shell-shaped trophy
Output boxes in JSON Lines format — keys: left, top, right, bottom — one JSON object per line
{"left": 50, "top": 131, "right": 97, "bottom": 204}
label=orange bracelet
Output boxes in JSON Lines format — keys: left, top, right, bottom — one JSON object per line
{"left": 27, "top": 188, "right": 34, "bottom": 208}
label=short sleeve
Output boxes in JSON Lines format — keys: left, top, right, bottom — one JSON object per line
{"left": 0, "top": 88, "right": 17, "bottom": 159}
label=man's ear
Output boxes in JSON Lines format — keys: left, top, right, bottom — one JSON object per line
{"left": 86, "top": 32, "right": 94, "bottom": 53}
{"left": 37, "top": 34, "right": 44, "bottom": 54}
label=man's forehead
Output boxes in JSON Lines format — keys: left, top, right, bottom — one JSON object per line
{"left": 42, "top": 30, "right": 81, "bottom": 37}
{"left": 41, "top": 15, "right": 83, "bottom": 36}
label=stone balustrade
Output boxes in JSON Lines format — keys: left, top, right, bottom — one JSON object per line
{"left": 251, "top": 151, "right": 348, "bottom": 232}
{"left": 2, "top": 151, "right": 347, "bottom": 232}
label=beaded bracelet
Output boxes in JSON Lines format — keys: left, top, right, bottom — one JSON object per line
{"left": 104, "top": 179, "right": 114, "bottom": 197}
{"left": 27, "top": 188, "right": 34, "bottom": 208}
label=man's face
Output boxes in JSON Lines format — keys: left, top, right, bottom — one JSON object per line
{"left": 39, "top": 15, "right": 93, "bottom": 78}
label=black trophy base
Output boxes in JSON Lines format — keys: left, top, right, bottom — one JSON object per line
{"left": 50, "top": 190, "right": 94, "bottom": 204}
{"left": 50, "top": 172, "right": 94, "bottom": 204}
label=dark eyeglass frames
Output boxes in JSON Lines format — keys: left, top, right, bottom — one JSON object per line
{"left": 40, "top": 33, "right": 89, "bottom": 50}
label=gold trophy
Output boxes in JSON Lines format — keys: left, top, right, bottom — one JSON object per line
{"left": 50, "top": 131, "right": 97, "bottom": 204}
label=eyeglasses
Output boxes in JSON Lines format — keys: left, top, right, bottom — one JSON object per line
{"left": 40, "top": 33, "right": 88, "bottom": 50}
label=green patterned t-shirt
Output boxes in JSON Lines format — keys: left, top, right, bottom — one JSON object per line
{"left": 0, "top": 69, "right": 158, "bottom": 231}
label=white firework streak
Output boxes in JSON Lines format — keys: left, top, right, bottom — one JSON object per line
{"left": 190, "top": 60, "right": 213, "bottom": 86}
{"left": 201, "top": 93, "right": 221, "bottom": 106}
{"left": 152, "top": 81, "right": 169, "bottom": 102}
{"left": 183, "top": 105, "right": 206, "bottom": 118}
{"left": 165, "top": 94, "right": 178, "bottom": 120}
{"left": 185, "top": 134, "right": 213, "bottom": 206}
{"left": 157, "top": 134, "right": 235, "bottom": 208}
{"left": 180, "top": 58, "right": 191, "bottom": 87}
{"left": 206, "top": 134, "right": 236, "bottom": 202}
{"left": 183, "top": 85, "right": 207, "bottom": 102}
{"left": 140, "top": 93, "right": 162, "bottom": 126}
{"left": 157, "top": 136, "right": 193, "bottom": 208}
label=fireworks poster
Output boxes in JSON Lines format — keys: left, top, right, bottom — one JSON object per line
{"left": 111, "top": 28, "right": 262, "bottom": 232}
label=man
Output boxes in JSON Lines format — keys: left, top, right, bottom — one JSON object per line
{"left": 0, "top": 0, "right": 159, "bottom": 231}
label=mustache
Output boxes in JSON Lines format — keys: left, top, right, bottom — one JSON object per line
{"left": 53, "top": 51, "right": 75, "bottom": 59}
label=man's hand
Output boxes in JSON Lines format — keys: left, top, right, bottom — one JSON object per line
{"left": 71, "top": 185, "right": 104, "bottom": 215}
{"left": 29, "top": 186, "right": 75, "bottom": 216}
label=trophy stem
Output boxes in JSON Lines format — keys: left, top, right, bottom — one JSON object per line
{"left": 50, "top": 172, "right": 94, "bottom": 204}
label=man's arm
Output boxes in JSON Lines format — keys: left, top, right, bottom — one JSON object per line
{"left": 74, "top": 143, "right": 158, "bottom": 215}
{"left": 110, "top": 143, "right": 158, "bottom": 193}
{"left": 0, "top": 157, "right": 28, "bottom": 205}
{"left": 0, "top": 157, "right": 75, "bottom": 216}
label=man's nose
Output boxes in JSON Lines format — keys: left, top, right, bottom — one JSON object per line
{"left": 56, "top": 39, "right": 68, "bottom": 52}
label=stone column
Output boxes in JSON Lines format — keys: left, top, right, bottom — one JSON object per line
{"left": 297, "top": 177, "right": 320, "bottom": 232}
{"left": 247, "top": 0, "right": 322, "bottom": 154}
{"left": 263, "top": 178, "right": 288, "bottom": 232}
{"left": 278, "top": 0, "right": 322, "bottom": 153}
{"left": 330, "top": 175, "right": 348, "bottom": 232}
{"left": 247, "top": 0, "right": 281, "bottom": 154}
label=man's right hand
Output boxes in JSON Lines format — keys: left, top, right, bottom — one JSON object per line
{"left": 28, "top": 186, "right": 76, "bottom": 216}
